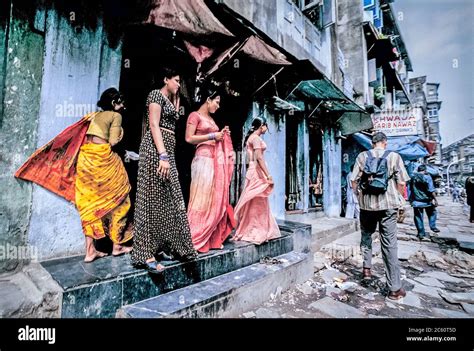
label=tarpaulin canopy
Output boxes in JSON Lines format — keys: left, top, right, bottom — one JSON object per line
{"left": 150, "top": 0, "right": 292, "bottom": 78}
{"left": 420, "top": 139, "right": 437, "bottom": 155}
{"left": 406, "top": 162, "right": 442, "bottom": 178}
{"left": 287, "top": 78, "right": 366, "bottom": 113}
{"left": 146, "top": 0, "right": 234, "bottom": 37}
{"left": 352, "top": 133, "right": 430, "bottom": 161}
{"left": 268, "top": 96, "right": 303, "bottom": 112}
{"left": 337, "top": 112, "right": 374, "bottom": 136}
{"left": 241, "top": 36, "right": 291, "bottom": 65}
{"left": 284, "top": 72, "right": 372, "bottom": 135}
{"left": 202, "top": 35, "right": 291, "bottom": 77}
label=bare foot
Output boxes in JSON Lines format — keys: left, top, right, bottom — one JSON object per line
{"left": 112, "top": 245, "right": 132, "bottom": 256}
{"left": 84, "top": 251, "right": 108, "bottom": 263}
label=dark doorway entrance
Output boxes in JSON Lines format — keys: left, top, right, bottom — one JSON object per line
{"left": 117, "top": 24, "right": 255, "bottom": 216}
{"left": 285, "top": 113, "right": 303, "bottom": 211}
{"left": 308, "top": 119, "right": 323, "bottom": 209}
{"left": 117, "top": 25, "right": 197, "bottom": 213}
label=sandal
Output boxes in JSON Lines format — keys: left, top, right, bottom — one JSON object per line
{"left": 156, "top": 251, "right": 174, "bottom": 261}
{"left": 144, "top": 261, "right": 165, "bottom": 273}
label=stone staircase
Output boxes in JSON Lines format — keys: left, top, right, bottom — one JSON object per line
{"left": 116, "top": 251, "right": 311, "bottom": 318}
{"left": 1, "top": 216, "right": 361, "bottom": 318}
{"left": 39, "top": 220, "right": 312, "bottom": 318}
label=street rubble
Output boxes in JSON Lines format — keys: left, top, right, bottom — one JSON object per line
{"left": 239, "top": 197, "right": 474, "bottom": 318}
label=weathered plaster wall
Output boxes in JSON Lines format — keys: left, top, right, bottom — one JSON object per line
{"left": 0, "top": 3, "right": 45, "bottom": 273}
{"left": 244, "top": 103, "right": 286, "bottom": 219}
{"left": 263, "top": 110, "right": 286, "bottom": 220}
{"left": 297, "top": 117, "right": 309, "bottom": 211}
{"left": 323, "top": 128, "right": 342, "bottom": 217}
{"left": 336, "top": 0, "right": 368, "bottom": 105}
{"left": 27, "top": 10, "right": 122, "bottom": 261}
{"left": 223, "top": 0, "right": 332, "bottom": 75}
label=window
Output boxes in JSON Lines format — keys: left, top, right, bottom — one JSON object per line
{"left": 302, "top": 0, "right": 322, "bottom": 11}
{"left": 302, "top": 1, "right": 323, "bottom": 29}
{"left": 364, "top": 0, "right": 376, "bottom": 9}
{"left": 428, "top": 108, "right": 438, "bottom": 118}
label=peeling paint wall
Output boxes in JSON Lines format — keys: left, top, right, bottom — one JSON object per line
{"left": 26, "top": 9, "right": 122, "bottom": 261}
{"left": 0, "top": 3, "right": 45, "bottom": 273}
{"left": 297, "top": 118, "right": 310, "bottom": 211}
{"left": 323, "top": 128, "right": 342, "bottom": 217}
{"left": 263, "top": 110, "right": 286, "bottom": 219}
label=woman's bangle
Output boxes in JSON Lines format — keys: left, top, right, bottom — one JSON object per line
{"left": 159, "top": 152, "right": 169, "bottom": 161}
{"left": 208, "top": 133, "right": 215, "bottom": 141}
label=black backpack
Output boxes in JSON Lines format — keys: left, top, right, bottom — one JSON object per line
{"left": 360, "top": 150, "right": 393, "bottom": 195}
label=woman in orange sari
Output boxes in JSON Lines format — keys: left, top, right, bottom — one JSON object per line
{"left": 15, "top": 88, "right": 133, "bottom": 262}
{"left": 185, "top": 86, "right": 235, "bottom": 253}
{"left": 233, "top": 117, "right": 280, "bottom": 244}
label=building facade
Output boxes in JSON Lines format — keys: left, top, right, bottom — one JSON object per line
{"left": 335, "top": 0, "right": 414, "bottom": 192}
{"left": 442, "top": 134, "right": 474, "bottom": 185}
{"left": 426, "top": 82, "right": 442, "bottom": 165}
{"left": 409, "top": 76, "right": 442, "bottom": 165}
{"left": 1, "top": 0, "right": 375, "bottom": 273}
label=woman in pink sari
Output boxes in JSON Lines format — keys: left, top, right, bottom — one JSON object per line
{"left": 185, "top": 87, "right": 235, "bottom": 253}
{"left": 233, "top": 117, "right": 281, "bottom": 244}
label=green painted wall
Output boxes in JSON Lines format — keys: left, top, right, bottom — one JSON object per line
{"left": 0, "top": 2, "right": 45, "bottom": 273}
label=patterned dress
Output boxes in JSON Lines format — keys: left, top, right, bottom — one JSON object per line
{"left": 131, "top": 90, "right": 197, "bottom": 265}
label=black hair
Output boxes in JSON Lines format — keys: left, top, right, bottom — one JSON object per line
{"left": 372, "top": 131, "right": 387, "bottom": 144}
{"left": 244, "top": 117, "right": 268, "bottom": 145}
{"left": 97, "top": 88, "right": 123, "bottom": 111}
{"left": 151, "top": 67, "right": 181, "bottom": 90}
{"left": 197, "top": 84, "right": 222, "bottom": 107}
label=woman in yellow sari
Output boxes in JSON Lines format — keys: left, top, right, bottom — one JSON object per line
{"left": 76, "top": 88, "right": 133, "bottom": 262}
{"left": 16, "top": 88, "right": 133, "bottom": 263}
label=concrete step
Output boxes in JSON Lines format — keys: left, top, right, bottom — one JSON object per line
{"left": 40, "top": 221, "right": 311, "bottom": 318}
{"left": 284, "top": 214, "right": 359, "bottom": 253}
{"left": 116, "top": 251, "right": 312, "bottom": 318}
{"left": 311, "top": 220, "right": 359, "bottom": 252}
{"left": 320, "top": 231, "right": 362, "bottom": 263}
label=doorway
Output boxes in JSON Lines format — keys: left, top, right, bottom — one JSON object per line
{"left": 308, "top": 119, "right": 323, "bottom": 210}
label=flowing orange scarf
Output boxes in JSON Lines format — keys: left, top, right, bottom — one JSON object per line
{"left": 14, "top": 113, "right": 97, "bottom": 203}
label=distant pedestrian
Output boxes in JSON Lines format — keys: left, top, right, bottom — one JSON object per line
{"left": 351, "top": 132, "right": 410, "bottom": 300}
{"left": 409, "top": 164, "right": 440, "bottom": 240}
{"left": 345, "top": 165, "right": 360, "bottom": 219}
{"left": 466, "top": 176, "right": 474, "bottom": 223}
{"left": 452, "top": 186, "right": 460, "bottom": 202}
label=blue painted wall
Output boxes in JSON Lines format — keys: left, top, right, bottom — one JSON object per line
{"left": 323, "top": 128, "right": 342, "bottom": 217}
{"left": 27, "top": 10, "right": 122, "bottom": 260}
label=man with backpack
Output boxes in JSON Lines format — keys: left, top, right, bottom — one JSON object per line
{"left": 409, "top": 164, "right": 440, "bottom": 241}
{"left": 350, "top": 132, "right": 410, "bottom": 300}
